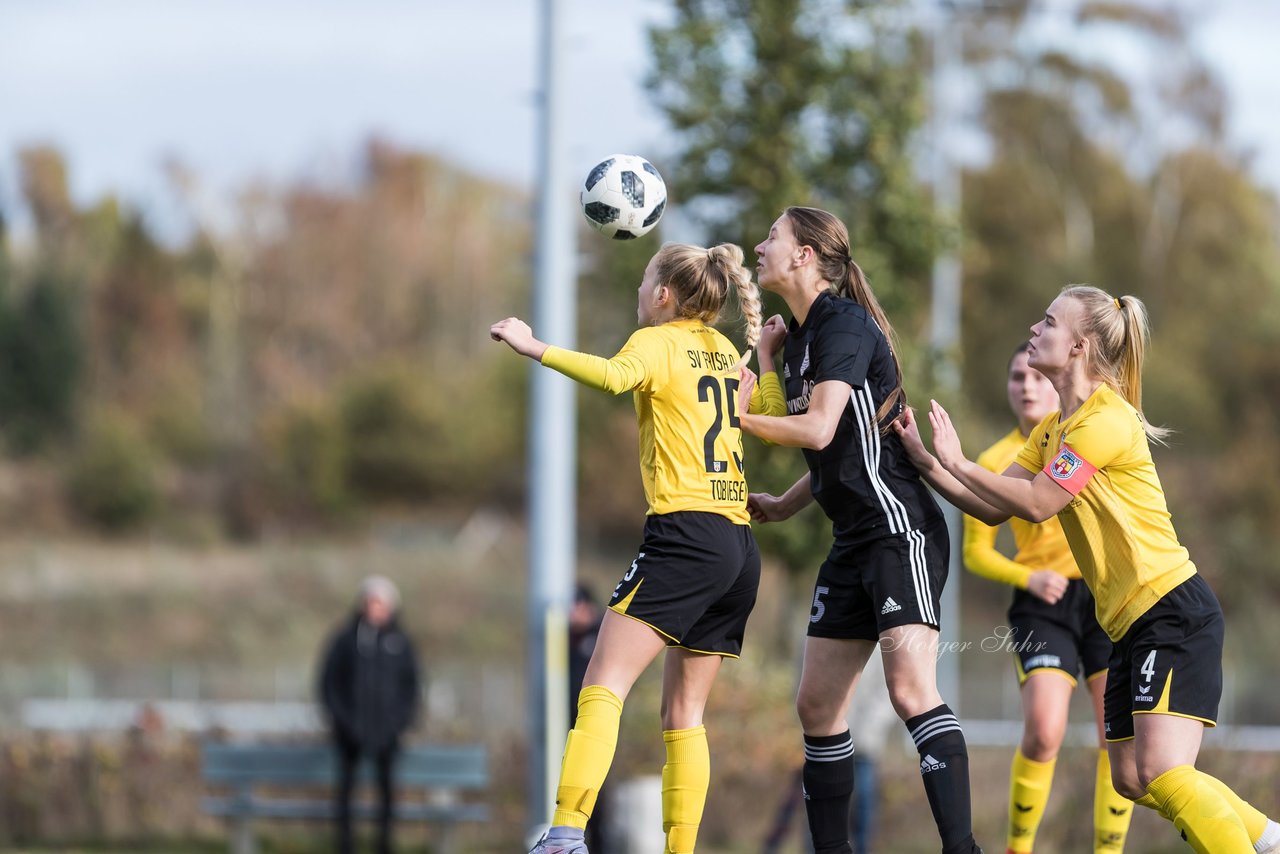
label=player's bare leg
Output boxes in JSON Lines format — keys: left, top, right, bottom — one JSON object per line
{"left": 531, "top": 611, "right": 668, "bottom": 854}
{"left": 657, "top": 649, "right": 724, "bottom": 854}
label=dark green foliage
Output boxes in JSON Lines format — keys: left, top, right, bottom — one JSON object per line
{"left": 272, "top": 399, "right": 351, "bottom": 514}
{"left": 66, "top": 412, "right": 159, "bottom": 531}
{"left": 339, "top": 365, "right": 438, "bottom": 501}
{"left": 648, "top": 0, "right": 936, "bottom": 305}
{"left": 0, "top": 272, "right": 82, "bottom": 453}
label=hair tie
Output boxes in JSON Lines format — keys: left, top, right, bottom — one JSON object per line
{"left": 1114, "top": 297, "right": 1123, "bottom": 310}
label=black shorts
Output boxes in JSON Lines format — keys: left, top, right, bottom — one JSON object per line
{"left": 807, "top": 518, "right": 949, "bottom": 641}
{"left": 1008, "top": 578, "right": 1112, "bottom": 686}
{"left": 608, "top": 511, "right": 760, "bottom": 657}
{"left": 1103, "top": 574, "right": 1224, "bottom": 742}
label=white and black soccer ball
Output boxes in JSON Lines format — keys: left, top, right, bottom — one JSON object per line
{"left": 579, "top": 154, "right": 667, "bottom": 240}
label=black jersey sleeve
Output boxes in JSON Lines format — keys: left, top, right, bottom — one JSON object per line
{"left": 812, "top": 310, "right": 873, "bottom": 389}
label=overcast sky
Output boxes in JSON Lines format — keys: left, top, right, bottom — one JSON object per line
{"left": 1, "top": 0, "right": 1276, "bottom": 238}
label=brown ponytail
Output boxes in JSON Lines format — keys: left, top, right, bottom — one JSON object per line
{"left": 784, "top": 206, "right": 905, "bottom": 429}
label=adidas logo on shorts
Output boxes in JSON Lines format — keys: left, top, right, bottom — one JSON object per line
{"left": 881, "top": 597, "right": 902, "bottom": 615}
{"left": 920, "top": 754, "right": 947, "bottom": 773}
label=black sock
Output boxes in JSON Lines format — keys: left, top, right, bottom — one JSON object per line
{"left": 802, "top": 731, "right": 855, "bottom": 854}
{"left": 906, "top": 704, "right": 977, "bottom": 854}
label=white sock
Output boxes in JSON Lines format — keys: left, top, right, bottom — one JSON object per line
{"left": 1255, "top": 819, "right": 1280, "bottom": 852}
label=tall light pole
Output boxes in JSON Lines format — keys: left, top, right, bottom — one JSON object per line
{"left": 528, "top": 0, "right": 577, "bottom": 831}
{"left": 930, "top": 0, "right": 964, "bottom": 709}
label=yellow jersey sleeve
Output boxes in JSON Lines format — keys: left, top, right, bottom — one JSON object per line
{"left": 965, "top": 427, "right": 1082, "bottom": 585}
{"left": 540, "top": 328, "right": 668, "bottom": 394}
{"left": 1063, "top": 404, "right": 1132, "bottom": 469}
{"left": 962, "top": 510, "right": 1032, "bottom": 589}
{"left": 753, "top": 371, "right": 786, "bottom": 416}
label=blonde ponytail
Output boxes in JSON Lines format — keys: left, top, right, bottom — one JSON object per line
{"left": 1060, "top": 285, "right": 1169, "bottom": 443}
{"left": 655, "top": 242, "right": 760, "bottom": 364}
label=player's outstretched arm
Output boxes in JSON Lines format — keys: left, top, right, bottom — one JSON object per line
{"left": 746, "top": 472, "right": 813, "bottom": 524}
{"left": 893, "top": 407, "right": 1009, "bottom": 526}
{"left": 927, "top": 400, "right": 1071, "bottom": 523}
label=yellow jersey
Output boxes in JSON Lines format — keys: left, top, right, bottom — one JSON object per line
{"left": 963, "top": 428, "right": 1080, "bottom": 589}
{"left": 1014, "top": 384, "right": 1196, "bottom": 640}
{"left": 541, "top": 319, "right": 783, "bottom": 525}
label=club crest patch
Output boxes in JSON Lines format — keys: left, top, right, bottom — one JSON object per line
{"left": 1051, "top": 448, "right": 1083, "bottom": 480}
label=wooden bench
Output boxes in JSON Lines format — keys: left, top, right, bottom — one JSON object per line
{"left": 201, "top": 742, "right": 489, "bottom": 854}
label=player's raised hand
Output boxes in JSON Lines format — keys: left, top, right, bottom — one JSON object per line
{"left": 892, "top": 406, "right": 936, "bottom": 473}
{"left": 737, "top": 364, "right": 758, "bottom": 414}
{"left": 489, "top": 317, "right": 547, "bottom": 360}
{"left": 746, "top": 491, "right": 789, "bottom": 524}
{"left": 927, "top": 399, "right": 966, "bottom": 471}
{"left": 759, "top": 314, "right": 787, "bottom": 357}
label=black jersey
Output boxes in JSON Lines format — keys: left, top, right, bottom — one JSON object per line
{"left": 783, "top": 291, "right": 943, "bottom": 544}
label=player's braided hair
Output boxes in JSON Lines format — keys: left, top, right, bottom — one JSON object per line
{"left": 784, "top": 206, "right": 905, "bottom": 431}
{"left": 1060, "top": 285, "right": 1169, "bottom": 443}
{"left": 656, "top": 242, "right": 761, "bottom": 365}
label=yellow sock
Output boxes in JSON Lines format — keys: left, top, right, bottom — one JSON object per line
{"left": 1146, "top": 765, "right": 1253, "bottom": 853}
{"left": 1134, "top": 793, "right": 1162, "bottom": 812}
{"left": 1093, "top": 750, "right": 1134, "bottom": 852}
{"left": 662, "top": 725, "right": 710, "bottom": 854}
{"left": 551, "top": 685, "right": 624, "bottom": 829}
{"left": 1007, "top": 748, "right": 1056, "bottom": 853}
{"left": 1198, "top": 771, "right": 1268, "bottom": 844}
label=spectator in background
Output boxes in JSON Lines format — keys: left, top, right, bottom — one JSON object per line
{"left": 569, "top": 584, "right": 603, "bottom": 715}
{"left": 568, "top": 583, "right": 611, "bottom": 852}
{"left": 319, "top": 575, "right": 421, "bottom": 854}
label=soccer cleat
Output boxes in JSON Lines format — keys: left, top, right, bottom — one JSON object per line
{"left": 527, "top": 832, "right": 589, "bottom": 854}
{"left": 1257, "top": 819, "right": 1280, "bottom": 853}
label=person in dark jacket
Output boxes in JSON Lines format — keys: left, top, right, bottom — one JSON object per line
{"left": 319, "top": 575, "right": 421, "bottom": 854}
{"left": 568, "top": 584, "right": 611, "bottom": 852}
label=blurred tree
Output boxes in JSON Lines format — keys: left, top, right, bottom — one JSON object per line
{"left": 19, "top": 147, "right": 77, "bottom": 257}
{"left": 0, "top": 140, "right": 534, "bottom": 529}
{"left": 0, "top": 271, "right": 82, "bottom": 453}
{"left": 647, "top": 0, "right": 938, "bottom": 571}
{"left": 66, "top": 410, "right": 160, "bottom": 531}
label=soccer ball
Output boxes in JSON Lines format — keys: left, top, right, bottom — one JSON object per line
{"left": 579, "top": 154, "right": 667, "bottom": 240}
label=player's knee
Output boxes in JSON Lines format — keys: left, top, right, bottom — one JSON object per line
{"left": 660, "top": 696, "right": 705, "bottom": 731}
{"left": 1134, "top": 760, "right": 1173, "bottom": 792}
{"left": 1109, "top": 759, "right": 1145, "bottom": 800}
{"left": 1112, "top": 777, "right": 1147, "bottom": 801}
{"left": 795, "top": 689, "right": 842, "bottom": 731}
{"left": 886, "top": 682, "right": 940, "bottom": 721}
{"left": 1020, "top": 720, "right": 1066, "bottom": 761}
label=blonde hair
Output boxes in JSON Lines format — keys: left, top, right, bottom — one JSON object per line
{"left": 654, "top": 242, "right": 762, "bottom": 363}
{"left": 784, "top": 206, "right": 904, "bottom": 429}
{"left": 1059, "top": 285, "right": 1169, "bottom": 442}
